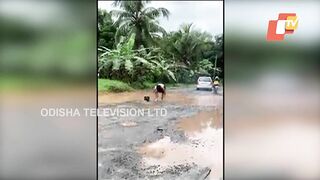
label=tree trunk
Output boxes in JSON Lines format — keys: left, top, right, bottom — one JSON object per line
{"left": 134, "top": 1, "right": 143, "bottom": 49}
{"left": 134, "top": 25, "right": 142, "bottom": 49}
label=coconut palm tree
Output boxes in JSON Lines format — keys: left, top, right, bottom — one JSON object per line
{"left": 163, "top": 24, "right": 211, "bottom": 68}
{"left": 111, "top": 0, "right": 169, "bottom": 49}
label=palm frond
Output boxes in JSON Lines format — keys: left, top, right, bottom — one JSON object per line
{"left": 143, "top": 7, "right": 170, "bottom": 19}
{"left": 167, "top": 70, "right": 176, "bottom": 82}
{"left": 133, "top": 56, "right": 150, "bottom": 66}
{"left": 148, "top": 22, "right": 167, "bottom": 35}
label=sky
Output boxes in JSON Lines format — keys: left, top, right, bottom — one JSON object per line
{"left": 98, "top": 1, "right": 224, "bottom": 36}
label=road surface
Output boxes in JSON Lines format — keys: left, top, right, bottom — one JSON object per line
{"left": 98, "top": 86, "right": 223, "bottom": 179}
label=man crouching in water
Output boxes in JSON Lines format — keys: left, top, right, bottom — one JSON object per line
{"left": 153, "top": 83, "right": 166, "bottom": 101}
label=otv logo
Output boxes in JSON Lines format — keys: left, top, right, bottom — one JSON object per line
{"left": 267, "top": 13, "right": 298, "bottom": 41}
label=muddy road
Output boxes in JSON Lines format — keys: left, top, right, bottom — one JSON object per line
{"left": 98, "top": 87, "right": 223, "bottom": 180}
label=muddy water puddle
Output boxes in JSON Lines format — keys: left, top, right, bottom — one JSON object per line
{"left": 99, "top": 90, "right": 193, "bottom": 106}
{"left": 177, "top": 109, "right": 222, "bottom": 133}
{"left": 138, "top": 108, "right": 223, "bottom": 180}
{"left": 99, "top": 88, "right": 220, "bottom": 107}
{"left": 136, "top": 89, "right": 222, "bottom": 179}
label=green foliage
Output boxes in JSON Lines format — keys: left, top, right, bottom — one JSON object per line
{"left": 98, "top": 9, "right": 117, "bottom": 49}
{"left": 150, "top": 59, "right": 176, "bottom": 82}
{"left": 197, "top": 59, "right": 213, "bottom": 75}
{"left": 98, "top": 79, "right": 133, "bottom": 92}
{"left": 160, "top": 24, "right": 223, "bottom": 82}
{"left": 98, "top": 1, "right": 224, "bottom": 89}
{"left": 111, "top": 0, "right": 169, "bottom": 49}
{"left": 131, "top": 81, "right": 155, "bottom": 89}
{"left": 98, "top": 35, "right": 176, "bottom": 85}
{"left": 162, "top": 24, "right": 209, "bottom": 67}
{"left": 98, "top": 34, "right": 148, "bottom": 82}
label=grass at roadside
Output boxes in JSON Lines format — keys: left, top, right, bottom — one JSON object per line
{"left": 98, "top": 79, "right": 134, "bottom": 92}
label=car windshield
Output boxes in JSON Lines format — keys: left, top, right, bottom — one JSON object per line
{"left": 198, "top": 77, "right": 211, "bottom": 82}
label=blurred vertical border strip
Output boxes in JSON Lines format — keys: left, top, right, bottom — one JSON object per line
{"left": 0, "top": 0, "right": 97, "bottom": 179}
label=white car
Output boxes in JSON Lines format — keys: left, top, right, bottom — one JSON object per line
{"left": 196, "top": 76, "right": 213, "bottom": 90}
